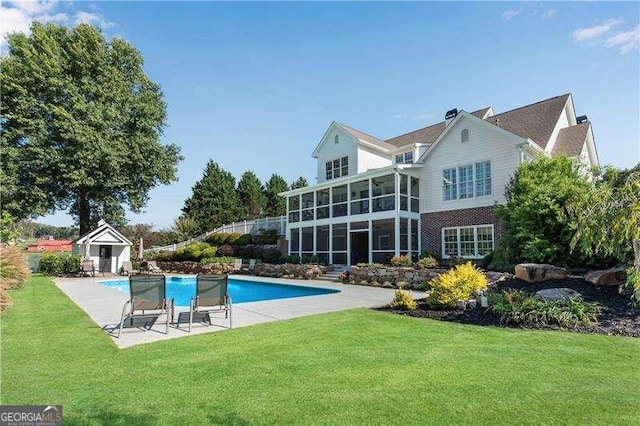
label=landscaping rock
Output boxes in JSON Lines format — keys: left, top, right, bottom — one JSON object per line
{"left": 515, "top": 263, "right": 568, "bottom": 283}
{"left": 534, "top": 288, "right": 582, "bottom": 302}
{"left": 585, "top": 266, "right": 627, "bottom": 287}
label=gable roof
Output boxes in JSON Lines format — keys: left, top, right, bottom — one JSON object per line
{"left": 73, "top": 222, "right": 132, "bottom": 246}
{"left": 336, "top": 122, "right": 396, "bottom": 151}
{"left": 484, "top": 94, "right": 571, "bottom": 149}
{"left": 384, "top": 108, "right": 493, "bottom": 148}
{"left": 551, "top": 122, "right": 590, "bottom": 157}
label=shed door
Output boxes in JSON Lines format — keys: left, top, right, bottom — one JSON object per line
{"left": 99, "top": 245, "right": 112, "bottom": 273}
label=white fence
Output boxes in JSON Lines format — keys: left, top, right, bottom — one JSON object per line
{"left": 145, "top": 216, "right": 287, "bottom": 253}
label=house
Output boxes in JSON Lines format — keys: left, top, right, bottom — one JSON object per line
{"left": 280, "top": 93, "right": 598, "bottom": 265}
{"left": 72, "top": 220, "right": 132, "bottom": 274}
{"left": 26, "top": 239, "right": 73, "bottom": 252}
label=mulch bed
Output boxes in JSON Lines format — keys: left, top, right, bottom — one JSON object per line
{"left": 377, "top": 277, "right": 640, "bottom": 338}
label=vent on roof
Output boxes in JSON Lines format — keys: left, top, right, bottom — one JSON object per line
{"left": 445, "top": 108, "right": 458, "bottom": 126}
{"left": 577, "top": 115, "right": 588, "bottom": 124}
{"left": 445, "top": 108, "right": 458, "bottom": 120}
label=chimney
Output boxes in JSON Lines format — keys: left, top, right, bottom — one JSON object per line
{"left": 576, "top": 115, "right": 588, "bottom": 124}
{"left": 495, "top": 118, "right": 500, "bottom": 128}
{"left": 445, "top": 108, "right": 458, "bottom": 126}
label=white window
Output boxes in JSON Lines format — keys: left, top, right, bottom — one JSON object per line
{"left": 461, "top": 129, "right": 469, "bottom": 142}
{"left": 443, "top": 168, "right": 457, "bottom": 201}
{"left": 395, "top": 151, "right": 414, "bottom": 164}
{"left": 475, "top": 161, "right": 491, "bottom": 196}
{"left": 441, "top": 225, "right": 494, "bottom": 258}
{"left": 458, "top": 165, "right": 473, "bottom": 199}
{"left": 326, "top": 156, "right": 349, "bottom": 180}
{"left": 442, "top": 161, "right": 492, "bottom": 201}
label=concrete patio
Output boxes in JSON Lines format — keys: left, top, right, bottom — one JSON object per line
{"left": 55, "top": 275, "right": 425, "bottom": 349}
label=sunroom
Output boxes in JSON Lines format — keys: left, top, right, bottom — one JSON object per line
{"left": 281, "top": 166, "right": 421, "bottom": 266}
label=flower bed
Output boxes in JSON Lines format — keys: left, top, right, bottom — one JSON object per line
{"left": 154, "top": 261, "right": 323, "bottom": 280}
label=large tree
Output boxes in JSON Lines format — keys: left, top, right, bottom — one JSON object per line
{"left": 492, "top": 156, "right": 593, "bottom": 268}
{"left": 237, "top": 170, "right": 265, "bottom": 220}
{"left": 290, "top": 176, "right": 309, "bottom": 190}
{"left": 263, "top": 174, "right": 288, "bottom": 217}
{"left": 0, "top": 22, "right": 182, "bottom": 235}
{"left": 182, "top": 161, "right": 243, "bottom": 234}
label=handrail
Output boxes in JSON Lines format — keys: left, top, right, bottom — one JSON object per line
{"left": 144, "top": 216, "right": 286, "bottom": 253}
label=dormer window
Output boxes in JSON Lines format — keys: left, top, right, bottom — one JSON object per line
{"left": 334, "top": 135, "right": 339, "bottom": 144}
{"left": 461, "top": 129, "right": 469, "bottom": 143}
{"left": 395, "top": 151, "right": 413, "bottom": 164}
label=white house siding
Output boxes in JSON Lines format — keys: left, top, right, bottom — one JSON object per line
{"left": 420, "top": 115, "right": 523, "bottom": 214}
{"left": 356, "top": 145, "right": 392, "bottom": 173}
{"left": 315, "top": 126, "right": 358, "bottom": 184}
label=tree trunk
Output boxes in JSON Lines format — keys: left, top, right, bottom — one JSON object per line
{"left": 78, "top": 190, "right": 91, "bottom": 236}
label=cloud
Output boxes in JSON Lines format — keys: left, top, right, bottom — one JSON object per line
{"left": 604, "top": 25, "right": 640, "bottom": 54}
{"left": 502, "top": 9, "right": 522, "bottom": 20}
{"left": 542, "top": 9, "right": 558, "bottom": 20}
{"left": 573, "top": 19, "right": 622, "bottom": 42}
{"left": 1, "top": 1, "right": 113, "bottom": 50}
{"left": 74, "top": 11, "right": 114, "bottom": 29}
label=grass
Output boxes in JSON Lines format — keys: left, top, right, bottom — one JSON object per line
{"left": 2, "top": 276, "right": 639, "bottom": 425}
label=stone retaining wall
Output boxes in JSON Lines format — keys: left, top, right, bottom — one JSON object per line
{"left": 154, "top": 261, "right": 323, "bottom": 280}
{"left": 346, "top": 265, "right": 510, "bottom": 290}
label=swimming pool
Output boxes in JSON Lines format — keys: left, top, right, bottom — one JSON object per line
{"left": 98, "top": 276, "right": 339, "bottom": 306}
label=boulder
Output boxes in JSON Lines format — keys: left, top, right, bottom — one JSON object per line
{"left": 585, "top": 266, "right": 627, "bottom": 287}
{"left": 515, "top": 263, "right": 568, "bottom": 283}
{"left": 534, "top": 288, "right": 582, "bottom": 302}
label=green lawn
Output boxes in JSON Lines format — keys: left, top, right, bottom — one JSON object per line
{"left": 2, "top": 276, "right": 639, "bottom": 425}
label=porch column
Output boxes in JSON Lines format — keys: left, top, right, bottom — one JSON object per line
{"left": 394, "top": 172, "right": 401, "bottom": 257}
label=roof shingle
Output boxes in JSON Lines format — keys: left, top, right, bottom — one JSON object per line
{"left": 551, "top": 122, "right": 590, "bottom": 157}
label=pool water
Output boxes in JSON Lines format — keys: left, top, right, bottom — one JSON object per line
{"left": 99, "top": 276, "right": 339, "bottom": 306}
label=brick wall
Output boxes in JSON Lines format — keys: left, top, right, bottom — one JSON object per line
{"left": 421, "top": 206, "right": 502, "bottom": 257}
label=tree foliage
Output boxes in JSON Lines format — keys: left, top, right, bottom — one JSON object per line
{"left": 263, "top": 174, "right": 288, "bottom": 217}
{"left": 290, "top": 176, "right": 309, "bottom": 190}
{"left": 493, "top": 156, "right": 593, "bottom": 268}
{"left": 570, "top": 167, "right": 640, "bottom": 268}
{"left": 182, "top": 161, "right": 242, "bottom": 234}
{"left": 237, "top": 171, "right": 265, "bottom": 220}
{"left": 0, "top": 22, "right": 182, "bottom": 235}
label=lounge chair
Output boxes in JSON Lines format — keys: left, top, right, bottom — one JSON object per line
{"left": 177, "top": 273, "right": 232, "bottom": 331}
{"left": 145, "top": 260, "right": 162, "bottom": 274}
{"left": 117, "top": 274, "right": 174, "bottom": 337}
{"left": 233, "top": 258, "right": 242, "bottom": 272}
{"left": 242, "top": 258, "right": 256, "bottom": 272}
{"left": 80, "top": 260, "right": 95, "bottom": 277}
{"left": 120, "top": 261, "right": 137, "bottom": 276}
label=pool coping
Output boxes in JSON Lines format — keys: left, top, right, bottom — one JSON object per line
{"left": 55, "top": 274, "right": 426, "bottom": 349}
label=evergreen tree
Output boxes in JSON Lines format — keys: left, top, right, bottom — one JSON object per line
{"left": 290, "top": 176, "right": 309, "bottom": 190}
{"left": 182, "top": 161, "right": 242, "bottom": 234}
{"left": 264, "top": 174, "right": 289, "bottom": 217}
{"left": 237, "top": 171, "right": 265, "bottom": 220}
{"left": 0, "top": 23, "right": 182, "bottom": 235}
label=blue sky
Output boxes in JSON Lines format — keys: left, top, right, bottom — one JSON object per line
{"left": 3, "top": 1, "right": 639, "bottom": 229}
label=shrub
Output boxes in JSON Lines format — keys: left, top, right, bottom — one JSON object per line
{"left": 426, "top": 262, "right": 488, "bottom": 309}
{"left": 234, "top": 234, "right": 253, "bottom": 246}
{"left": 0, "top": 246, "right": 32, "bottom": 312}
{"left": 201, "top": 256, "right": 236, "bottom": 264}
{"left": 151, "top": 251, "right": 176, "bottom": 262}
{"left": 63, "top": 255, "right": 82, "bottom": 275}
{"left": 488, "top": 290, "right": 601, "bottom": 327}
{"left": 390, "top": 254, "right": 412, "bottom": 266}
{"left": 281, "top": 254, "right": 301, "bottom": 264}
{"left": 205, "top": 233, "right": 227, "bottom": 246}
{"left": 301, "top": 254, "right": 319, "bottom": 264}
{"left": 255, "top": 229, "right": 279, "bottom": 245}
{"left": 39, "top": 253, "right": 65, "bottom": 275}
{"left": 389, "top": 289, "right": 417, "bottom": 310}
{"left": 217, "top": 244, "right": 235, "bottom": 257}
{"left": 417, "top": 255, "right": 438, "bottom": 268}
{"left": 622, "top": 267, "right": 640, "bottom": 305}
{"left": 261, "top": 248, "right": 283, "bottom": 264}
